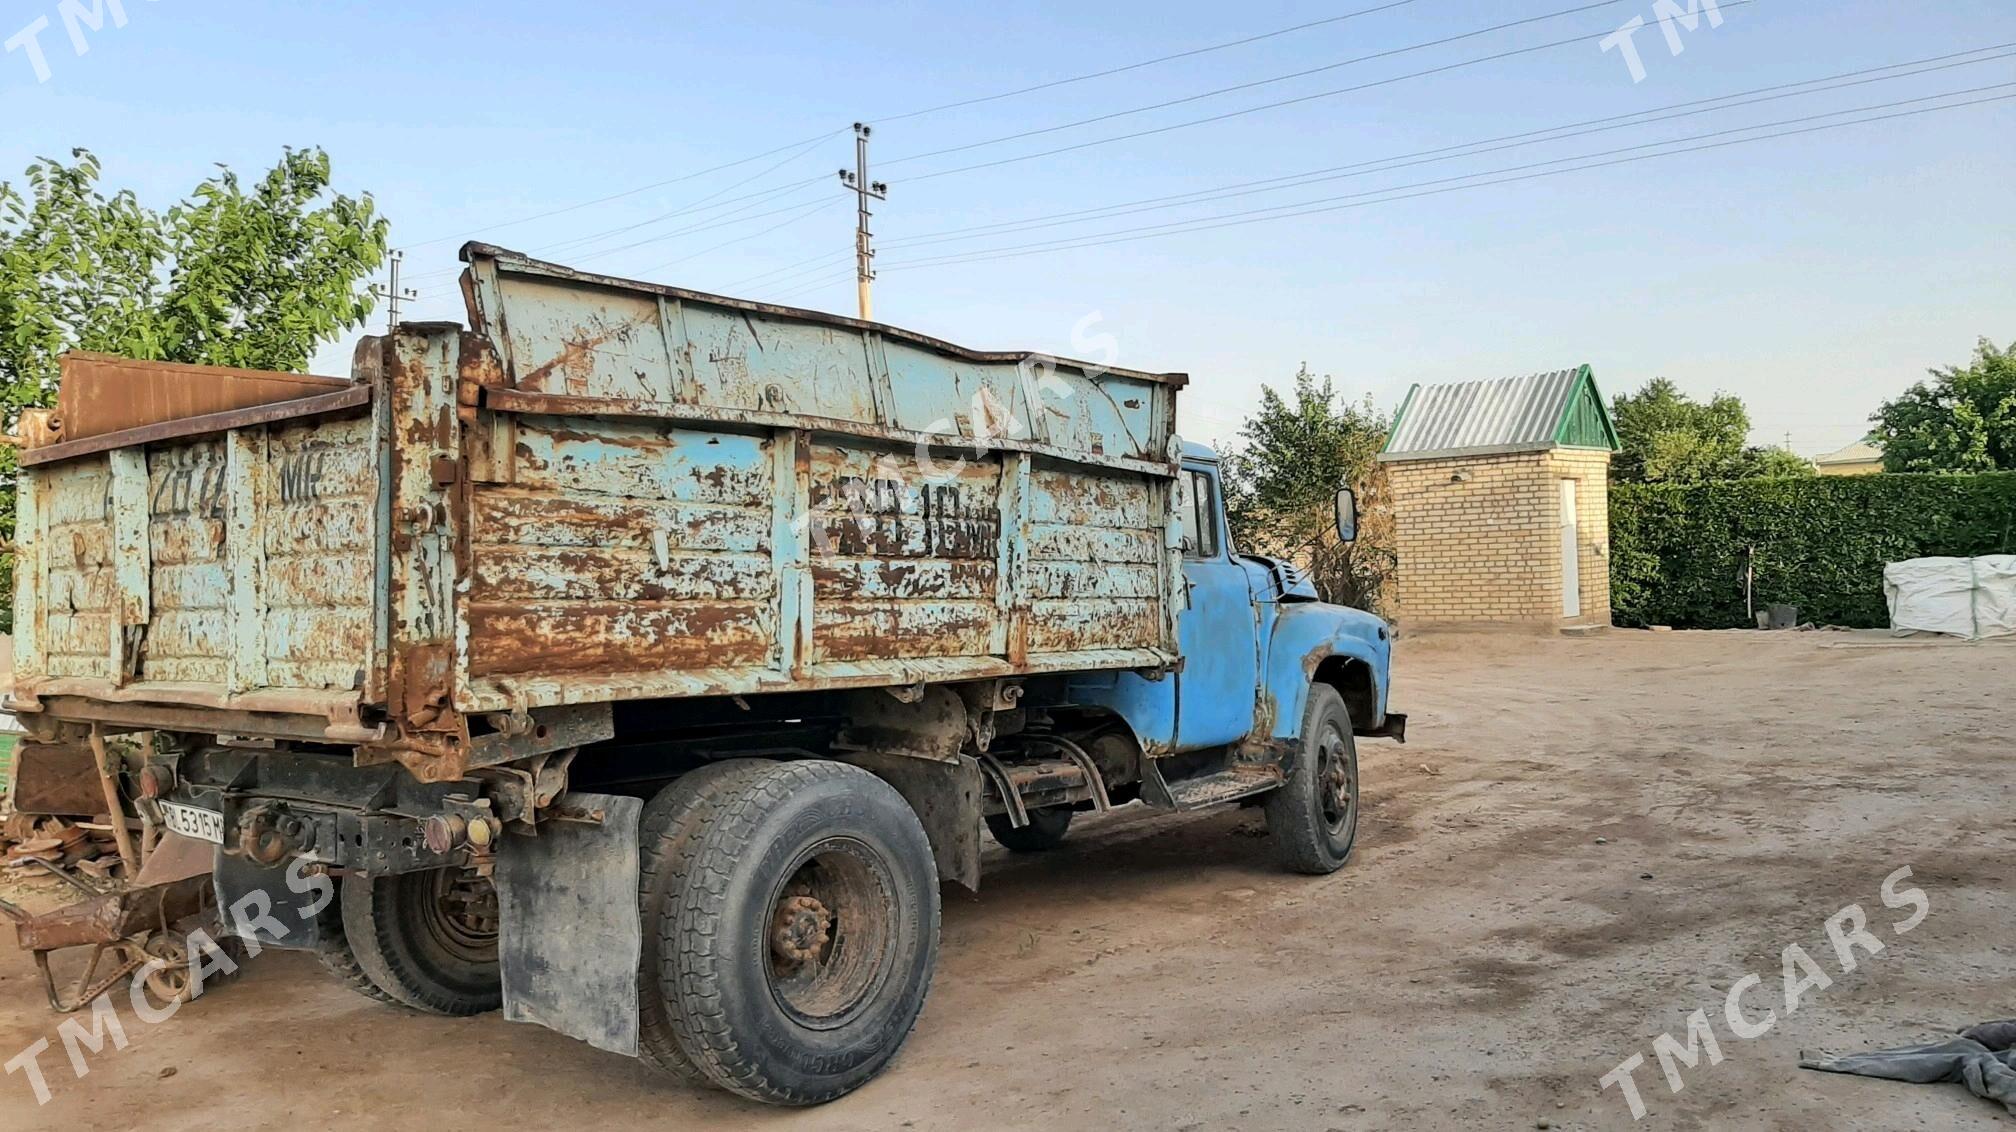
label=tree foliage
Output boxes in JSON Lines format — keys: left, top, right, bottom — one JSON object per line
{"left": 0, "top": 147, "right": 388, "bottom": 409}
{"left": 0, "top": 147, "right": 386, "bottom": 630}
{"left": 1609, "top": 377, "right": 1812, "bottom": 483}
{"left": 1223, "top": 366, "right": 1395, "bottom": 612}
{"left": 1871, "top": 338, "right": 2016, "bottom": 473}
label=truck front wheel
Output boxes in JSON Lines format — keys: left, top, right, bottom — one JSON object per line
{"left": 1263, "top": 684, "right": 1361, "bottom": 875}
{"left": 643, "top": 760, "right": 940, "bottom": 1105}
{"left": 339, "top": 866, "right": 503, "bottom": 1015}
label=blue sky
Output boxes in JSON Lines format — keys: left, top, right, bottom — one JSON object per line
{"left": 3, "top": 0, "right": 2011, "bottom": 454}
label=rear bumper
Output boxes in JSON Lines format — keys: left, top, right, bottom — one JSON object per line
{"left": 8, "top": 685, "right": 381, "bottom": 744}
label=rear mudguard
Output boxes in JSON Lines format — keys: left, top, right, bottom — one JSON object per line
{"left": 494, "top": 792, "right": 643, "bottom": 1057}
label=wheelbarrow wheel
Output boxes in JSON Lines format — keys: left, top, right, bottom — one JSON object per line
{"left": 143, "top": 930, "right": 246, "bottom": 1005}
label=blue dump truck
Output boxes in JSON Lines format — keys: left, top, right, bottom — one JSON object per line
{"left": 3, "top": 245, "right": 1402, "bottom": 1105}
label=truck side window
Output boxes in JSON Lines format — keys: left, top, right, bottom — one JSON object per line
{"left": 1180, "top": 469, "right": 1218, "bottom": 559}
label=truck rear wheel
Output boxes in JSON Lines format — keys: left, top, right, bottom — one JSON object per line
{"left": 985, "top": 805, "right": 1073, "bottom": 852}
{"left": 1264, "top": 685, "right": 1361, "bottom": 875}
{"left": 339, "top": 866, "right": 503, "bottom": 1016}
{"left": 645, "top": 760, "right": 940, "bottom": 1105}
{"left": 313, "top": 895, "right": 395, "bottom": 1005}
{"left": 635, "top": 759, "right": 774, "bottom": 1086}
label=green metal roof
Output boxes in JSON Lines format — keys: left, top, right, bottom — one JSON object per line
{"left": 1378, "top": 364, "right": 1619, "bottom": 461}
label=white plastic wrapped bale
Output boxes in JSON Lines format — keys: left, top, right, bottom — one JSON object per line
{"left": 1883, "top": 556, "right": 2016, "bottom": 639}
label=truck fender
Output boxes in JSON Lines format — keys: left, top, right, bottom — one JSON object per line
{"left": 1260, "top": 605, "right": 1390, "bottom": 746}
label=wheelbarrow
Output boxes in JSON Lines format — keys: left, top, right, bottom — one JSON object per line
{"left": 0, "top": 860, "right": 225, "bottom": 1014}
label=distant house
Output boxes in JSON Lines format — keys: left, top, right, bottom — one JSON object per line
{"left": 1378, "top": 365, "right": 1620, "bottom": 630}
{"left": 1814, "top": 435, "right": 1884, "bottom": 476}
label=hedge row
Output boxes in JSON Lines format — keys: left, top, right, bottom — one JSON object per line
{"left": 1608, "top": 472, "right": 2016, "bottom": 629}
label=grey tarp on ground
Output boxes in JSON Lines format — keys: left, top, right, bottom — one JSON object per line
{"left": 1801, "top": 1020, "right": 2016, "bottom": 1115}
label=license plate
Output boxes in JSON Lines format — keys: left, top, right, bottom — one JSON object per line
{"left": 160, "top": 801, "right": 225, "bottom": 845}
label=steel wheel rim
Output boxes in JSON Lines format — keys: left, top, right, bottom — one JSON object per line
{"left": 423, "top": 868, "right": 500, "bottom": 962}
{"left": 764, "top": 837, "right": 900, "bottom": 1031}
{"left": 143, "top": 935, "right": 196, "bottom": 1004}
{"left": 1317, "top": 724, "right": 1356, "bottom": 837}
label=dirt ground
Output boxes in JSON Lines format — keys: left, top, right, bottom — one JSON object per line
{"left": 0, "top": 630, "right": 2010, "bottom": 1131}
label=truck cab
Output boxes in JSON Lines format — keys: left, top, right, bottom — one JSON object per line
{"left": 1057, "top": 442, "right": 1402, "bottom": 857}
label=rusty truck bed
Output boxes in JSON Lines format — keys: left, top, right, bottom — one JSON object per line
{"left": 8, "top": 246, "right": 1186, "bottom": 775}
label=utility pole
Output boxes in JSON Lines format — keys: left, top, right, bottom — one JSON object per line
{"left": 370, "top": 249, "right": 418, "bottom": 332}
{"left": 837, "top": 123, "right": 887, "bottom": 321}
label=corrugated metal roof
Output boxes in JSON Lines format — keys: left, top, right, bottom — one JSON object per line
{"left": 1380, "top": 367, "right": 1589, "bottom": 461}
{"left": 1815, "top": 437, "right": 1883, "bottom": 465}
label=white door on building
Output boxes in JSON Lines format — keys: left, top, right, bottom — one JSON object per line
{"left": 1560, "top": 479, "right": 1581, "bottom": 618}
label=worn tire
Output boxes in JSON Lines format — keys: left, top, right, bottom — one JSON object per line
{"left": 985, "top": 805, "right": 1073, "bottom": 852}
{"left": 636, "top": 760, "right": 775, "bottom": 1086}
{"left": 1264, "top": 684, "right": 1361, "bottom": 875}
{"left": 339, "top": 866, "right": 503, "bottom": 1016}
{"left": 312, "top": 893, "right": 396, "bottom": 1005}
{"left": 651, "top": 760, "right": 940, "bottom": 1105}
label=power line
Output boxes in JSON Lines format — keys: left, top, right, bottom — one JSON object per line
{"left": 404, "top": 177, "right": 833, "bottom": 287}
{"left": 665, "top": 43, "right": 2016, "bottom": 299}
{"left": 771, "top": 264, "right": 865, "bottom": 305}
{"left": 406, "top": 154, "right": 835, "bottom": 286}
{"left": 873, "top": 0, "right": 1421, "bottom": 124}
{"left": 722, "top": 249, "right": 855, "bottom": 291}
{"left": 877, "top": 45, "right": 2016, "bottom": 253}
{"left": 407, "top": 128, "right": 849, "bottom": 250}
{"left": 519, "top": 187, "right": 834, "bottom": 266}
{"left": 403, "top": 5, "right": 1431, "bottom": 256}
{"left": 900, "top": 0, "right": 1760, "bottom": 185}
{"left": 629, "top": 198, "right": 845, "bottom": 278}
{"left": 884, "top": 0, "right": 1637, "bottom": 167}
{"left": 527, "top": 133, "right": 837, "bottom": 260}
{"left": 401, "top": 2, "right": 1724, "bottom": 293}
{"left": 876, "top": 87, "right": 2016, "bottom": 272}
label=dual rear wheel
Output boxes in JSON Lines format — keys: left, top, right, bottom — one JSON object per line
{"left": 318, "top": 865, "right": 502, "bottom": 1017}
{"left": 313, "top": 759, "right": 940, "bottom": 1107}
{"left": 636, "top": 759, "right": 941, "bottom": 1105}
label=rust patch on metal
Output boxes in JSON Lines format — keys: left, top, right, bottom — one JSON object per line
{"left": 466, "top": 602, "right": 769, "bottom": 676}
{"left": 54, "top": 352, "right": 349, "bottom": 442}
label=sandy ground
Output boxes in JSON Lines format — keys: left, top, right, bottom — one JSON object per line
{"left": 0, "top": 630, "right": 2010, "bottom": 1131}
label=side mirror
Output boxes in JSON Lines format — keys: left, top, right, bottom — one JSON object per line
{"left": 1335, "top": 487, "right": 1358, "bottom": 543}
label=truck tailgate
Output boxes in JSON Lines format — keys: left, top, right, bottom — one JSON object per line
{"left": 12, "top": 373, "right": 381, "bottom": 733}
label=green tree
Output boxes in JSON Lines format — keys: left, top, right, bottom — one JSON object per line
{"left": 1223, "top": 366, "right": 1395, "bottom": 612}
{"left": 0, "top": 147, "right": 387, "bottom": 630}
{"left": 1610, "top": 378, "right": 1812, "bottom": 482}
{"left": 1871, "top": 338, "right": 2016, "bottom": 473}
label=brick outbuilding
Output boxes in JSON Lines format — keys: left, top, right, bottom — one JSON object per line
{"left": 1377, "top": 366, "right": 1620, "bottom": 630}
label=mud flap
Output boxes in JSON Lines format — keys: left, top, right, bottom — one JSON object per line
{"left": 495, "top": 792, "right": 643, "bottom": 1058}
{"left": 212, "top": 852, "right": 332, "bottom": 951}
